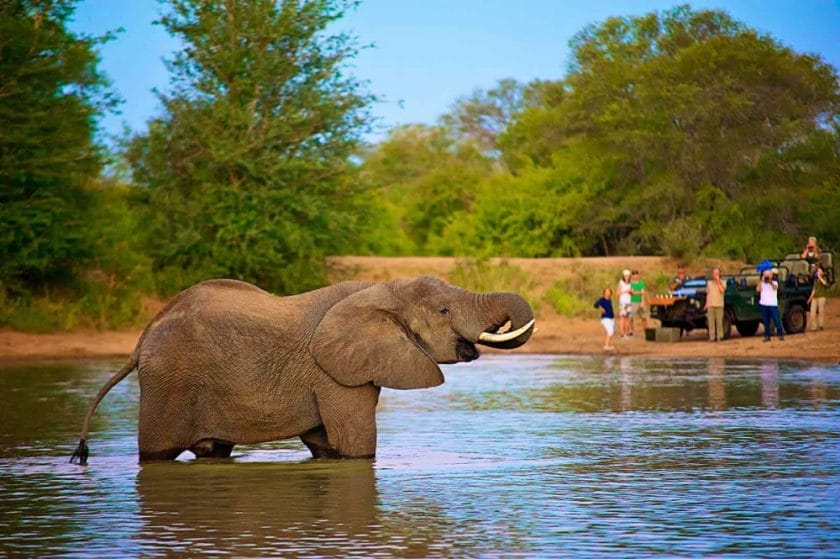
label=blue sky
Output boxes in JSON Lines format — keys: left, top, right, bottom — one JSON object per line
{"left": 70, "top": 0, "right": 840, "bottom": 143}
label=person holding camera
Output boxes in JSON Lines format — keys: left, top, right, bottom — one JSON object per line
{"left": 757, "top": 268, "right": 784, "bottom": 341}
{"left": 800, "top": 236, "right": 821, "bottom": 265}
{"left": 809, "top": 264, "right": 829, "bottom": 331}
{"left": 705, "top": 267, "right": 726, "bottom": 341}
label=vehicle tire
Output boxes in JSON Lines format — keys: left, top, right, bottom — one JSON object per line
{"left": 783, "top": 304, "right": 807, "bottom": 334}
{"left": 721, "top": 313, "right": 733, "bottom": 340}
{"left": 735, "top": 320, "right": 759, "bottom": 337}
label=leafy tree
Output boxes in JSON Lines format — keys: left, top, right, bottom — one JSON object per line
{"left": 499, "top": 5, "right": 839, "bottom": 259}
{"left": 441, "top": 78, "right": 536, "bottom": 157}
{"left": 497, "top": 80, "right": 568, "bottom": 172}
{"left": 434, "top": 147, "right": 605, "bottom": 258}
{"left": 0, "top": 0, "right": 117, "bottom": 290}
{"left": 126, "top": 0, "right": 374, "bottom": 294}
{"left": 359, "top": 124, "right": 493, "bottom": 254}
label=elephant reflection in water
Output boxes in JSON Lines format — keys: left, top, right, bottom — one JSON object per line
{"left": 135, "top": 461, "right": 445, "bottom": 557}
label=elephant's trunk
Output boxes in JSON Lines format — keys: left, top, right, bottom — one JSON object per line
{"left": 471, "top": 292, "right": 535, "bottom": 350}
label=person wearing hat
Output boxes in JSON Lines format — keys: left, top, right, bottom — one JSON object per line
{"left": 617, "top": 269, "right": 634, "bottom": 338}
{"left": 669, "top": 264, "right": 687, "bottom": 291}
{"left": 800, "top": 236, "right": 821, "bottom": 265}
{"left": 756, "top": 267, "right": 784, "bottom": 341}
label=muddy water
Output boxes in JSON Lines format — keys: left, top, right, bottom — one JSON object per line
{"left": 1, "top": 355, "right": 838, "bottom": 557}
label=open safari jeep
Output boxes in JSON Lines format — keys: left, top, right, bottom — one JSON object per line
{"left": 650, "top": 251, "right": 834, "bottom": 339}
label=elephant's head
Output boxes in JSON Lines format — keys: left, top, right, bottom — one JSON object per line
{"left": 310, "top": 276, "right": 535, "bottom": 389}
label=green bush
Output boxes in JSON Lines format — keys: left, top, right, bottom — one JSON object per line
{"left": 543, "top": 265, "right": 621, "bottom": 318}
{"left": 0, "top": 275, "right": 151, "bottom": 333}
{"left": 543, "top": 285, "right": 591, "bottom": 317}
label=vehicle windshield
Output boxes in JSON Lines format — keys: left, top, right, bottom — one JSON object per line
{"left": 671, "top": 277, "right": 707, "bottom": 294}
{"left": 681, "top": 278, "right": 707, "bottom": 288}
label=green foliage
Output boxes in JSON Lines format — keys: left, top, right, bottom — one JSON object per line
{"left": 434, "top": 168, "right": 577, "bottom": 257}
{"left": 359, "top": 124, "right": 494, "bottom": 255}
{"left": 363, "top": 5, "right": 839, "bottom": 261}
{"left": 126, "top": 0, "right": 374, "bottom": 295}
{"left": 543, "top": 285, "right": 590, "bottom": 318}
{"left": 0, "top": 280, "right": 149, "bottom": 332}
{"left": 0, "top": 0, "right": 118, "bottom": 289}
{"left": 544, "top": 265, "right": 619, "bottom": 317}
{"left": 5, "top": 2, "right": 839, "bottom": 333}
{"left": 0, "top": 0, "right": 153, "bottom": 330}
{"left": 440, "top": 78, "right": 536, "bottom": 156}
{"left": 498, "top": 5, "right": 840, "bottom": 259}
{"left": 0, "top": 176, "right": 154, "bottom": 331}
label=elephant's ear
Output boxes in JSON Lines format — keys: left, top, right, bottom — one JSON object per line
{"left": 310, "top": 284, "right": 444, "bottom": 389}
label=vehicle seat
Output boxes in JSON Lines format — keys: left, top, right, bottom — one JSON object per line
{"left": 744, "top": 276, "right": 760, "bottom": 288}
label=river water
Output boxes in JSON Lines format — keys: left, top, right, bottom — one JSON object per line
{"left": 1, "top": 355, "right": 838, "bottom": 557}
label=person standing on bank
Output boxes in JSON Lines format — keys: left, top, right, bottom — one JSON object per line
{"left": 705, "top": 267, "right": 726, "bottom": 342}
{"left": 670, "top": 264, "right": 687, "bottom": 291}
{"left": 809, "top": 264, "right": 829, "bottom": 331}
{"left": 630, "top": 270, "right": 648, "bottom": 333}
{"left": 757, "top": 268, "right": 784, "bottom": 341}
{"left": 618, "top": 269, "right": 634, "bottom": 338}
{"left": 594, "top": 287, "right": 616, "bottom": 351}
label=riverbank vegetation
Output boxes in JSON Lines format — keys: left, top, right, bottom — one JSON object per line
{"left": 2, "top": 1, "right": 838, "bottom": 331}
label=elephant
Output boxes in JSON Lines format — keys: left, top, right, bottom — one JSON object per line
{"left": 70, "top": 275, "right": 535, "bottom": 464}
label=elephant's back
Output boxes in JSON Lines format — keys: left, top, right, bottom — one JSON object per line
{"left": 136, "top": 278, "right": 375, "bottom": 372}
{"left": 136, "top": 281, "right": 315, "bottom": 442}
{"left": 139, "top": 280, "right": 288, "bottom": 361}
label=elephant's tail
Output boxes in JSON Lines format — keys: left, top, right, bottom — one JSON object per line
{"left": 69, "top": 350, "right": 139, "bottom": 465}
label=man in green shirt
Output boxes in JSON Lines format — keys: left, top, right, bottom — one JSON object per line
{"left": 630, "top": 270, "right": 648, "bottom": 334}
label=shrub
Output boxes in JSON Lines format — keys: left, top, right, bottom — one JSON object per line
{"left": 543, "top": 264, "right": 620, "bottom": 317}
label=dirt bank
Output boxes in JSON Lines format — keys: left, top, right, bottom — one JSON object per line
{"left": 2, "top": 256, "right": 838, "bottom": 364}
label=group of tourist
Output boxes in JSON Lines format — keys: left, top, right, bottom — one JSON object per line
{"left": 753, "top": 237, "right": 830, "bottom": 341}
{"left": 593, "top": 236, "right": 830, "bottom": 351}
{"left": 594, "top": 268, "right": 649, "bottom": 351}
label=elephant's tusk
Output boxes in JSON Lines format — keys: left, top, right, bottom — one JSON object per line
{"left": 478, "top": 319, "right": 536, "bottom": 343}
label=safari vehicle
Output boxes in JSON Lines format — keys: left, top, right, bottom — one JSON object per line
{"left": 650, "top": 251, "right": 834, "bottom": 339}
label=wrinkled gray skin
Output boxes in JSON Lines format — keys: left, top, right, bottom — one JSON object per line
{"left": 70, "top": 276, "right": 534, "bottom": 463}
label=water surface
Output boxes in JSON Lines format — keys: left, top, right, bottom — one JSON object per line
{"left": 1, "top": 355, "right": 838, "bottom": 557}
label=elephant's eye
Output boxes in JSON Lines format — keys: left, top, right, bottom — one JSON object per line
{"left": 440, "top": 305, "right": 450, "bottom": 316}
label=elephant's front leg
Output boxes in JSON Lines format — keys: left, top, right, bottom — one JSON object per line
{"left": 308, "top": 384, "right": 380, "bottom": 459}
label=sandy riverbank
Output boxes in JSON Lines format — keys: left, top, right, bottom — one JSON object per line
{"left": 1, "top": 256, "right": 838, "bottom": 364}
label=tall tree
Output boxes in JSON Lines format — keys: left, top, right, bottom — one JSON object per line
{"left": 126, "top": 0, "right": 374, "bottom": 294}
{"left": 0, "top": 0, "right": 116, "bottom": 290}
{"left": 359, "top": 124, "right": 493, "bottom": 254}
{"left": 441, "top": 78, "right": 534, "bottom": 156}
{"left": 499, "top": 5, "right": 839, "bottom": 259}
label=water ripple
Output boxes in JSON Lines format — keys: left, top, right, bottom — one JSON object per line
{"left": 1, "top": 356, "right": 838, "bottom": 557}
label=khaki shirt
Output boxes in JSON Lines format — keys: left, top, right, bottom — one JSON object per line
{"left": 706, "top": 279, "right": 725, "bottom": 307}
